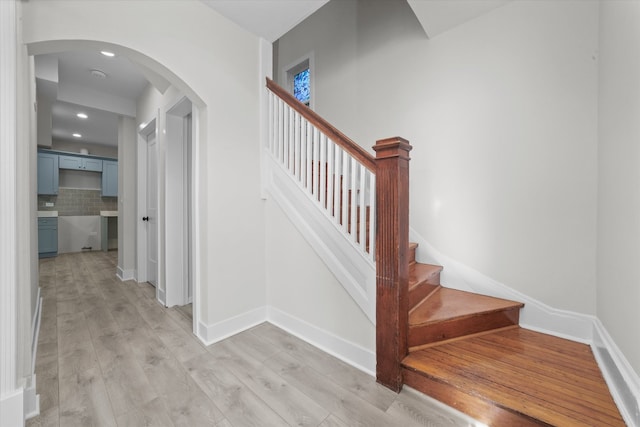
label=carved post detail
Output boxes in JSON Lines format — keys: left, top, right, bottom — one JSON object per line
{"left": 374, "top": 137, "right": 412, "bottom": 392}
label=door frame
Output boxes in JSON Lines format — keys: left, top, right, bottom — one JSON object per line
{"left": 165, "top": 97, "right": 192, "bottom": 308}
{"left": 136, "top": 118, "right": 158, "bottom": 290}
{"left": 136, "top": 99, "right": 200, "bottom": 333}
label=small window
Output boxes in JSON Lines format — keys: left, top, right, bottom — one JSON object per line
{"left": 293, "top": 68, "right": 310, "bottom": 106}
{"left": 284, "top": 53, "right": 313, "bottom": 108}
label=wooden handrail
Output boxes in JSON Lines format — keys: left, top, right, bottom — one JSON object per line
{"left": 266, "top": 78, "right": 376, "bottom": 172}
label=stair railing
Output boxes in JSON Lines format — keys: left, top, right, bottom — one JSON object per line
{"left": 266, "top": 79, "right": 411, "bottom": 391}
{"left": 266, "top": 78, "right": 376, "bottom": 264}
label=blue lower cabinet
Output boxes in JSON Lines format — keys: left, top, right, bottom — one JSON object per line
{"left": 38, "top": 217, "right": 58, "bottom": 258}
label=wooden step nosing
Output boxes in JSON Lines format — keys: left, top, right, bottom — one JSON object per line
{"left": 407, "top": 272, "right": 441, "bottom": 290}
{"left": 402, "top": 365, "right": 554, "bottom": 427}
{"left": 409, "top": 304, "right": 523, "bottom": 328}
{"left": 407, "top": 325, "right": 519, "bottom": 352}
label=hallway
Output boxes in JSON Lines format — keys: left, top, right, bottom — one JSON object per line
{"left": 28, "top": 251, "right": 478, "bottom": 427}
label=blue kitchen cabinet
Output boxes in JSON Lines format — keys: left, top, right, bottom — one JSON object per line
{"left": 37, "top": 152, "right": 59, "bottom": 195}
{"left": 59, "top": 154, "right": 103, "bottom": 172}
{"left": 38, "top": 217, "right": 58, "bottom": 258}
{"left": 102, "top": 160, "right": 118, "bottom": 197}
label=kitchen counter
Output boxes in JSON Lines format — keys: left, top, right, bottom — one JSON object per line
{"left": 38, "top": 211, "right": 58, "bottom": 217}
{"left": 100, "top": 211, "right": 118, "bottom": 217}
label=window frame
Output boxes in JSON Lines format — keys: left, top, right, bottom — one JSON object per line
{"left": 282, "top": 52, "right": 315, "bottom": 109}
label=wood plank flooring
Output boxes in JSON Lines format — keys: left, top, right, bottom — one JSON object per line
{"left": 402, "top": 328, "right": 625, "bottom": 426}
{"left": 28, "top": 251, "right": 482, "bottom": 427}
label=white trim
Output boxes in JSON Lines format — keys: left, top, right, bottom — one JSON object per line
{"left": 259, "top": 37, "right": 273, "bottom": 200}
{"left": 196, "top": 307, "right": 267, "bottom": 346}
{"left": 23, "top": 374, "right": 39, "bottom": 420}
{"left": 409, "top": 228, "right": 595, "bottom": 341}
{"left": 30, "top": 291, "right": 42, "bottom": 375}
{"left": 409, "top": 227, "right": 640, "bottom": 427}
{"left": 116, "top": 267, "right": 136, "bottom": 282}
{"left": 267, "top": 306, "right": 376, "bottom": 376}
{"left": 592, "top": 319, "right": 640, "bottom": 427}
{"left": 165, "top": 97, "right": 191, "bottom": 308}
{"left": 25, "top": 291, "right": 42, "bottom": 421}
{"left": 190, "top": 105, "right": 201, "bottom": 336}
{"left": 0, "top": 389, "right": 24, "bottom": 427}
{"left": 0, "top": 3, "right": 22, "bottom": 425}
{"left": 194, "top": 305, "right": 376, "bottom": 378}
{"left": 136, "top": 120, "right": 153, "bottom": 284}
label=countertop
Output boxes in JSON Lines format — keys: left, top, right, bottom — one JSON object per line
{"left": 100, "top": 211, "right": 118, "bottom": 217}
{"left": 38, "top": 211, "right": 58, "bottom": 217}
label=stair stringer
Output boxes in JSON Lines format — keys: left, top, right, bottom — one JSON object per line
{"left": 265, "top": 154, "right": 376, "bottom": 324}
{"left": 409, "top": 227, "right": 640, "bottom": 427}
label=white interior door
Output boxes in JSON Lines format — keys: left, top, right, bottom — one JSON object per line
{"left": 146, "top": 131, "right": 159, "bottom": 288}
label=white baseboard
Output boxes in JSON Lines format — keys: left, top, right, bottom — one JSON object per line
{"left": 592, "top": 319, "right": 640, "bottom": 427}
{"left": 116, "top": 267, "right": 135, "bottom": 282}
{"left": 194, "top": 305, "right": 376, "bottom": 377}
{"left": 0, "top": 389, "right": 23, "bottom": 427}
{"left": 31, "top": 290, "right": 42, "bottom": 375}
{"left": 409, "top": 227, "right": 640, "bottom": 427}
{"left": 267, "top": 306, "right": 376, "bottom": 376}
{"left": 23, "top": 375, "right": 39, "bottom": 420}
{"left": 196, "top": 306, "right": 267, "bottom": 346}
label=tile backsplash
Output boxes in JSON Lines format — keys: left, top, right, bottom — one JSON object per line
{"left": 38, "top": 188, "right": 117, "bottom": 216}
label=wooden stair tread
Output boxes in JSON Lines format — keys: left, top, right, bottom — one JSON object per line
{"left": 409, "top": 287, "right": 524, "bottom": 327}
{"left": 402, "top": 327, "right": 625, "bottom": 426}
{"left": 408, "top": 263, "right": 443, "bottom": 313}
{"left": 408, "top": 263, "right": 442, "bottom": 288}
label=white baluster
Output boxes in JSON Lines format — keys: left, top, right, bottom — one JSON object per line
{"left": 350, "top": 157, "right": 357, "bottom": 243}
{"left": 341, "top": 150, "right": 349, "bottom": 232}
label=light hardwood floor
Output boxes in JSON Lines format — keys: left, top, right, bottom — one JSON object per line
{"left": 28, "top": 251, "right": 480, "bottom": 427}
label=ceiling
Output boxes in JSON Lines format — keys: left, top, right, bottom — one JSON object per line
{"left": 201, "top": 0, "right": 329, "bottom": 43}
{"left": 35, "top": 0, "right": 329, "bottom": 150}
{"left": 36, "top": 50, "right": 149, "bottom": 148}
{"left": 34, "top": 0, "right": 509, "bottom": 150}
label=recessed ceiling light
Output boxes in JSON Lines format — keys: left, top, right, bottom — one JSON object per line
{"left": 101, "top": 50, "right": 115, "bottom": 57}
{"left": 77, "top": 113, "right": 88, "bottom": 119}
{"left": 72, "top": 133, "right": 82, "bottom": 138}
{"left": 90, "top": 69, "right": 107, "bottom": 79}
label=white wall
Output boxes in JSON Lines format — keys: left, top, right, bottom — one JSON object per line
{"left": 597, "top": 0, "right": 640, "bottom": 377}
{"left": 52, "top": 139, "right": 118, "bottom": 158}
{"left": 275, "top": 0, "right": 599, "bottom": 315}
{"left": 118, "top": 116, "right": 137, "bottom": 279}
{"left": 57, "top": 216, "right": 101, "bottom": 253}
{"left": 22, "top": 0, "right": 265, "bottom": 340}
{"left": 266, "top": 200, "right": 376, "bottom": 356}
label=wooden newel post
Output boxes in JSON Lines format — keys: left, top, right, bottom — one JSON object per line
{"left": 374, "top": 137, "right": 412, "bottom": 392}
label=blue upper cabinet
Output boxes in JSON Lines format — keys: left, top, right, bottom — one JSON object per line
{"left": 37, "top": 152, "right": 59, "bottom": 195}
{"left": 102, "top": 160, "right": 118, "bottom": 197}
{"left": 59, "top": 154, "right": 103, "bottom": 172}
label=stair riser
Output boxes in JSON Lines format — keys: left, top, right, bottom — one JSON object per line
{"left": 409, "top": 244, "right": 417, "bottom": 264}
{"left": 408, "top": 280, "right": 440, "bottom": 311}
{"left": 402, "top": 368, "right": 550, "bottom": 427}
{"left": 408, "top": 307, "right": 521, "bottom": 349}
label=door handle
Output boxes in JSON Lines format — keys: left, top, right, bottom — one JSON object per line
{"left": 142, "top": 216, "right": 149, "bottom": 221}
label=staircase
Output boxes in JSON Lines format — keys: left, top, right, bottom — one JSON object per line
{"left": 265, "top": 78, "right": 625, "bottom": 427}
{"left": 401, "top": 245, "right": 625, "bottom": 426}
